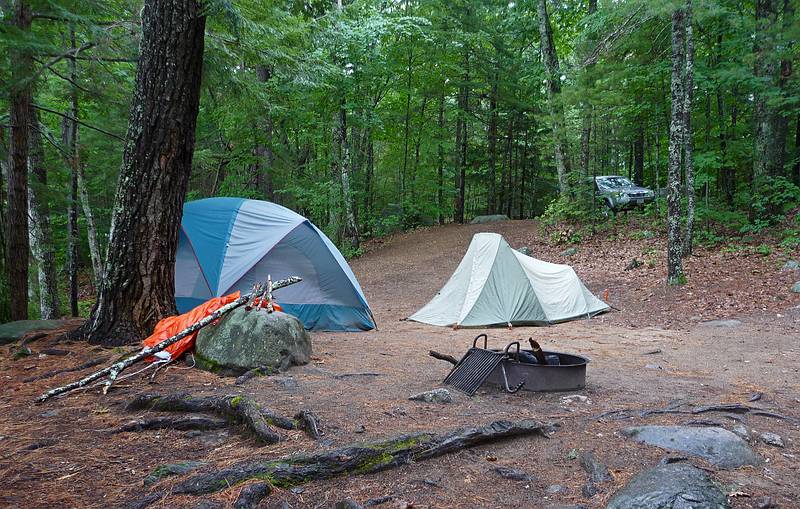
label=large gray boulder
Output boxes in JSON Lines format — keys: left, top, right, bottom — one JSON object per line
{"left": 606, "top": 463, "right": 729, "bottom": 509}
{"left": 622, "top": 426, "right": 761, "bottom": 469}
{"left": 195, "top": 308, "right": 312, "bottom": 376}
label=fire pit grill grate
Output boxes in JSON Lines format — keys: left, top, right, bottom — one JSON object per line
{"left": 443, "top": 334, "right": 506, "bottom": 396}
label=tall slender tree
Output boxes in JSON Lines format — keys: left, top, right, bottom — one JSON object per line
{"left": 80, "top": 0, "right": 207, "bottom": 345}
{"left": 667, "top": 6, "right": 686, "bottom": 285}
{"left": 683, "top": 0, "right": 695, "bottom": 257}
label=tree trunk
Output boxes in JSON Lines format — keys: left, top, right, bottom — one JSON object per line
{"left": 27, "top": 109, "right": 59, "bottom": 319}
{"left": 437, "top": 90, "right": 445, "bottom": 225}
{"left": 6, "top": 0, "right": 32, "bottom": 320}
{"left": 487, "top": 71, "right": 498, "bottom": 214}
{"left": 683, "top": 0, "right": 695, "bottom": 258}
{"left": 335, "top": 106, "right": 359, "bottom": 250}
{"left": 454, "top": 51, "right": 469, "bottom": 224}
{"left": 401, "top": 48, "right": 413, "bottom": 204}
{"left": 753, "top": 0, "right": 779, "bottom": 181}
{"left": 633, "top": 126, "right": 644, "bottom": 186}
{"left": 66, "top": 29, "right": 80, "bottom": 316}
{"left": 254, "top": 65, "right": 275, "bottom": 201}
{"left": 537, "top": 0, "right": 571, "bottom": 194}
{"left": 80, "top": 0, "right": 207, "bottom": 345}
{"left": 667, "top": 7, "right": 686, "bottom": 285}
{"left": 795, "top": 114, "right": 800, "bottom": 184}
{"left": 772, "top": 0, "right": 793, "bottom": 178}
{"left": 77, "top": 165, "right": 103, "bottom": 286}
{"left": 519, "top": 126, "right": 528, "bottom": 219}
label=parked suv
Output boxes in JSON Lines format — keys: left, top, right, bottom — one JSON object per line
{"left": 594, "top": 175, "right": 655, "bottom": 214}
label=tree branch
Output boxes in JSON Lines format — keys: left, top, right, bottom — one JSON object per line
{"left": 32, "top": 104, "right": 124, "bottom": 140}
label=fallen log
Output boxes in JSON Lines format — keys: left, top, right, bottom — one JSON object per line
{"left": 234, "top": 482, "right": 272, "bottom": 509}
{"left": 35, "top": 276, "right": 301, "bottom": 402}
{"left": 166, "top": 419, "right": 545, "bottom": 502}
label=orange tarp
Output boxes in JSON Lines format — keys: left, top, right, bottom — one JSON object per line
{"left": 143, "top": 292, "right": 282, "bottom": 361}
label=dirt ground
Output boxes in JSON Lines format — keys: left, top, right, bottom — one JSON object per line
{"left": 1, "top": 219, "right": 799, "bottom": 509}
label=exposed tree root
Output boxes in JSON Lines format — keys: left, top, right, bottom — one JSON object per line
{"left": 592, "top": 401, "right": 800, "bottom": 425}
{"left": 233, "top": 482, "right": 272, "bottom": 509}
{"left": 125, "top": 419, "right": 549, "bottom": 507}
{"left": 23, "top": 356, "right": 110, "bottom": 383}
{"left": 126, "top": 393, "right": 322, "bottom": 443}
{"left": 115, "top": 415, "right": 228, "bottom": 433}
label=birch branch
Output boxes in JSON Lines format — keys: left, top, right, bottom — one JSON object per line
{"left": 36, "top": 276, "right": 302, "bottom": 403}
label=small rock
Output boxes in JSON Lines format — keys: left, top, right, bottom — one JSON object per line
{"left": 289, "top": 487, "right": 305, "bottom": 494}
{"left": 409, "top": 388, "right": 451, "bottom": 403}
{"left": 354, "top": 424, "right": 366, "bottom": 433}
{"left": 546, "top": 484, "right": 565, "bottom": 494}
{"left": 491, "top": 466, "right": 533, "bottom": 481}
{"left": 791, "top": 281, "right": 800, "bottom": 294}
{"left": 760, "top": 432, "right": 785, "bottom": 448}
{"left": 334, "top": 501, "right": 364, "bottom": 509}
{"left": 560, "top": 394, "right": 591, "bottom": 405}
{"left": 39, "top": 409, "right": 59, "bottom": 418}
{"left": 749, "top": 392, "right": 763, "bottom": 402}
{"left": 579, "top": 451, "right": 612, "bottom": 483}
{"left": 754, "top": 496, "right": 777, "bottom": 509}
{"left": 645, "top": 363, "right": 663, "bottom": 370}
{"left": 781, "top": 259, "right": 799, "bottom": 271}
{"left": 731, "top": 424, "right": 750, "bottom": 440}
{"left": 517, "top": 246, "right": 531, "bottom": 255}
{"left": 365, "top": 495, "right": 394, "bottom": 506}
{"left": 560, "top": 247, "right": 578, "bottom": 257}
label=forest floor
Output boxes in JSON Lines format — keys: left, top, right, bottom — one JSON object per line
{"left": 1, "top": 217, "right": 799, "bottom": 509}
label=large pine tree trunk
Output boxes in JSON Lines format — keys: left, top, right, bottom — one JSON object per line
{"left": 6, "top": 0, "right": 32, "bottom": 320}
{"left": 27, "top": 109, "right": 59, "bottom": 319}
{"left": 667, "top": 7, "right": 686, "bottom": 285}
{"left": 80, "top": 0, "right": 206, "bottom": 345}
{"left": 682, "top": 0, "right": 696, "bottom": 257}
{"left": 537, "top": 0, "right": 571, "bottom": 195}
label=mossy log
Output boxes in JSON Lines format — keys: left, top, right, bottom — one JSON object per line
{"left": 127, "top": 393, "right": 321, "bottom": 443}
{"left": 135, "top": 419, "right": 547, "bottom": 505}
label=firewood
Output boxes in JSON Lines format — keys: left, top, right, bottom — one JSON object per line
{"left": 126, "top": 419, "right": 549, "bottom": 507}
{"left": 428, "top": 350, "right": 458, "bottom": 365}
{"left": 35, "top": 276, "right": 301, "bottom": 402}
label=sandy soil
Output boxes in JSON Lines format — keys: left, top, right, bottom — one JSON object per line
{"left": 1, "top": 219, "right": 799, "bottom": 509}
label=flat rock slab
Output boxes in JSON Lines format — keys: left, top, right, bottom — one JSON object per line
{"left": 470, "top": 214, "right": 510, "bottom": 224}
{"left": 606, "top": 463, "right": 729, "bottom": 509}
{"left": 0, "top": 319, "right": 71, "bottom": 345}
{"left": 622, "top": 426, "right": 761, "bottom": 469}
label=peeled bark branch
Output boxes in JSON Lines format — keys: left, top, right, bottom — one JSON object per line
{"left": 35, "top": 277, "right": 301, "bottom": 402}
{"left": 429, "top": 350, "right": 458, "bottom": 365}
{"left": 128, "top": 419, "right": 548, "bottom": 506}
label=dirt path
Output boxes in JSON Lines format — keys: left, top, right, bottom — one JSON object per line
{"left": 1, "top": 220, "right": 798, "bottom": 508}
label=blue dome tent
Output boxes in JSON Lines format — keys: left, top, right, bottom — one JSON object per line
{"left": 175, "top": 197, "right": 375, "bottom": 331}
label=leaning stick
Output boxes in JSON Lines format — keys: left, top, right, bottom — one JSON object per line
{"left": 36, "top": 276, "right": 302, "bottom": 403}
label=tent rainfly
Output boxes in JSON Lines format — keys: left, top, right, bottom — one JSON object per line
{"left": 175, "top": 197, "right": 375, "bottom": 331}
{"left": 409, "top": 233, "right": 609, "bottom": 327}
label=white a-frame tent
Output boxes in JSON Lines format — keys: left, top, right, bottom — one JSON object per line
{"left": 409, "top": 233, "right": 609, "bottom": 327}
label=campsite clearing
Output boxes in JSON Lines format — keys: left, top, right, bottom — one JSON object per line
{"left": 1, "top": 219, "right": 798, "bottom": 508}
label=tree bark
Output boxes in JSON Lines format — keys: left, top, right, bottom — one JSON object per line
{"left": 77, "top": 165, "right": 103, "bottom": 287}
{"left": 537, "top": 0, "right": 571, "bottom": 195}
{"left": 667, "top": 7, "right": 686, "bottom": 285}
{"left": 334, "top": 105, "right": 359, "bottom": 250}
{"left": 7, "top": 0, "right": 32, "bottom": 320}
{"left": 454, "top": 51, "right": 469, "bottom": 224}
{"left": 633, "top": 126, "right": 644, "bottom": 186}
{"left": 487, "top": 71, "right": 498, "bottom": 214}
{"left": 753, "top": 0, "right": 779, "bottom": 181}
{"left": 682, "top": 0, "right": 695, "bottom": 258}
{"left": 253, "top": 65, "right": 275, "bottom": 201}
{"left": 66, "top": 28, "right": 80, "bottom": 316}
{"left": 79, "top": 0, "right": 207, "bottom": 345}
{"left": 27, "top": 109, "right": 59, "bottom": 318}
{"left": 437, "top": 90, "right": 445, "bottom": 225}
